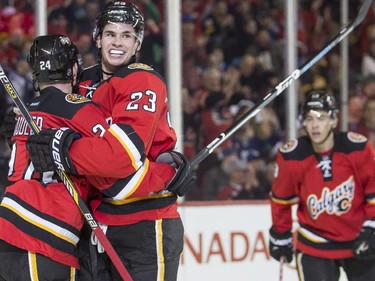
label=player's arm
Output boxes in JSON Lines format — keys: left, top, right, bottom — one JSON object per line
{"left": 353, "top": 142, "right": 375, "bottom": 259}
{"left": 26, "top": 100, "right": 196, "bottom": 197}
{"left": 69, "top": 122, "right": 146, "bottom": 177}
{"left": 270, "top": 152, "right": 299, "bottom": 232}
{"left": 26, "top": 102, "right": 146, "bottom": 178}
{"left": 269, "top": 151, "right": 299, "bottom": 263}
{"left": 362, "top": 142, "right": 375, "bottom": 217}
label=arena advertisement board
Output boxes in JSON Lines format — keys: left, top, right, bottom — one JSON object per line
{"left": 177, "top": 201, "right": 347, "bottom": 281}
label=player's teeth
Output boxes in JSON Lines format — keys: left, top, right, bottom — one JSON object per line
{"left": 110, "top": 50, "right": 124, "bottom": 55}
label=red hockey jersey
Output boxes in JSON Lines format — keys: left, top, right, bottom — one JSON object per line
{"left": 0, "top": 87, "right": 110, "bottom": 268}
{"left": 76, "top": 63, "right": 179, "bottom": 226}
{"left": 270, "top": 132, "right": 375, "bottom": 259}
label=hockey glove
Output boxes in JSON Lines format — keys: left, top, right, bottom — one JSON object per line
{"left": 26, "top": 128, "right": 80, "bottom": 174}
{"left": 156, "top": 151, "right": 197, "bottom": 197}
{"left": 269, "top": 227, "right": 293, "bottom": 263}
{"left": 1, "top": 108, "right": 17, "bottom": 146}
{"left": 353, "top": 220, "right": 375, "bottom": 260}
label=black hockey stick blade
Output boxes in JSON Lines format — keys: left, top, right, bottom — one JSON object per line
{"left": 191, "top": 0, "right": 373, "bottom": 169}
{"left": 0, "top": 65, "right": 133, "bottom": 281}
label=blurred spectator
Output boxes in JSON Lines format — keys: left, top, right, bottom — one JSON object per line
{"left": 236, "top": 17, "right": 259, "bottom": 58}
{"left": 0, "top": 1, "right": 34, "bottom": 36}
{"left": 192, "top": 90, "right": 233, "bottom": 200}
{"left": 75, "top": 32, "right": 95, "bottom": 56}
{"left": 0, "top": 29, "right": 28, "bottom": 68}
{"left": 65, "top": 0, "right": 93, "bottom": 36}
{"left": 194, "top": 66, "right": 222, "bottom": 107}
{"left": 199, "top": 91, "right": 233, "bottom": 150}
{"left": 361, "top": 38, "right": 375, "bottom": 78}
{"left": 1, "top": 64, "right": 34, "bottom": 109}
{"left": 249, "top": 107, "right": 282, "bottom": 162}
{"left": 48, "top": 1, "right": 68, "bottom": 34}
{"left": 358, "top": 1, "right": 375, "bottom": 55}
{"left": 198, "top": 148, "right": 238, "bottom": 201}
{"left": 359, "top": 74, "right": 375, "bottom": 100}
{"left": 237, "top": 53, "right": 261, "bottom": 101}
{"left": 231, "top": 104, "right": 259, "bottom": 161}
{"left": 201, "top": 0, "right": 238, "bottom": 64}
{"left": 255, "top": 4, "right": 282, "bottom": 40}
{"left": 139, "top": 0, "right": 165, "bottom": 74}
{"left": 181, "top": 12, "right": 207, "bottom": 91}
{"left": 230, "top": 0, "right": 257, "bottom": 58}
{"left": 182, "top": 87, "right": 200, "bottom": 160}
{"left": 207, "top": 47, "right": 226, "bottom": 72}
{"left": 85, "top": 0, "right": 101, "bottom": 25}
{"left": 254, "top": 28, "right": 283, "bottom": 73}
{"left": 361, "top": 97, "right": 375, "bottom": 147}
{"left": 324, "top": 50, "right": 339, "bottom": 81}
{"left": 217, "top": 158, "right": 263, "bottom": 200}
{"left": 222, "top": 65, "right": 240, "bottom": 97}
{"left": 347, "top": 94, "right": 366, "bottom": 134}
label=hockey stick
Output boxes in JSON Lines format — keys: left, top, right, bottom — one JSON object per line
{"left": 190, "top": 0, "right": 372, "bottom": 168}
{"left": 279, "top": 256, "right": 285, "bottom": 281}
{"left": 0, "top": 65, "right": 133, "bottom": 281}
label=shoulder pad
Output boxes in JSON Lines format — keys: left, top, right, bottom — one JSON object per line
{"left": 80, "top": 64, "right": 101, "bottom": 82}
{"left": 65, "top": 93, "right": 91, "bottom": 104}
{"left": 279, "top": 136, "right": 314, "bottom": 160}
{"left": 279, "top": 139, "right": 298, "bottom": 153}
{"left": 113, "top": 62, "right": 164, "bottom": 82}
{"left": 334, "top": 132, "right": 367, "bottom": 153}
{"left": 127, "top": 63, "right": 154, "bottom": 71}
{"left": 347, "top": 132, "right": 367, "bottom": 143}
{"left": 31, "top": 88, "right": 96, "bottom": 120}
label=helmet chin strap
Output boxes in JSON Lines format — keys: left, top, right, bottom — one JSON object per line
{"left": 101, "top": 68, "right": 113, "bottom": 76}
{"left": 31, "top": 76, "right": 40, "bottom": 91}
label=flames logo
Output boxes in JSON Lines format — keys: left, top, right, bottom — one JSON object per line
{"left": 347, "top": 132, "right": 367, "bottom": 143}
{"left": 280, "top": 139, "right": 298, "bottom": 153}
{"left": 128, "top": 63, "right": 153, "bottom": 71}
{"left": 65, "top": 93, "right": 90, "bottom": 104}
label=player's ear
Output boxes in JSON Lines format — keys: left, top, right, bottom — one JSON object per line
{"left": 95, "top": 36, "right": 101, "bottom": 49}
{"left": 330, "top": 118, "right": 338, "bottom": 128}
{"left": 135, "top": 41, "right": 141, "bottom": 54}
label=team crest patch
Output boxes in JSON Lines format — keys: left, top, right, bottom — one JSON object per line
{"left": 65, "top": 93, "right": 90, "bottom": 104}
{"left": 347, "top": 132, "right": 367, "bottom": 143}
{"left": 128, "top": 63, "right": 153, "bottom": 71}
{"left": 280, "top": 139, "right": 298, "bottom": 153}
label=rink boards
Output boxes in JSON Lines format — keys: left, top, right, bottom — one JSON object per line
{"left": 177, "top": 201, "right": 348, "bottom": 281}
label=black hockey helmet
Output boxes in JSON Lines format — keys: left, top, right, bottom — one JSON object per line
{"left": 301, "top": 89, "right": 338, "bottom": 120}
{"left": 93, "top": 1, "right": 144, "bottom": 43}
{"left": 28, "top": 34, "right": 83, "bottom": 84}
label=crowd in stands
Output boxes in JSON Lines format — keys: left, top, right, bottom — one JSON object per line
{"left": 1, "top": 0, "right": 375, "bottom": 201}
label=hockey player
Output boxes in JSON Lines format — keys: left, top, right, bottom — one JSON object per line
{"left": 0, "top": 34, "right": 114, "bottom": 280}
{"left": 269, "top": 89, "right": 375, "bottom": 281}
{"left": 26, "top": 2, "right": 196, "bottom": 281}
